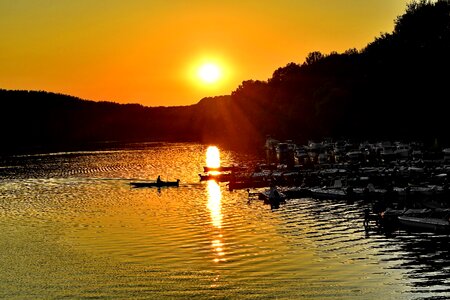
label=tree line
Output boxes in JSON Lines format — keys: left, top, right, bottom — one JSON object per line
{"left": 1, "top": 1, "right": 449, "bottom": 153}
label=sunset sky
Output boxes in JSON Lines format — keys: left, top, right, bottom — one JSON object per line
{"left": 0, "top": 0, "right": 409, "bottom": 107}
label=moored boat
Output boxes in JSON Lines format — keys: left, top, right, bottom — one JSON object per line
{"left": 443, "top": 148, "right": 450, "bottom": 162}
{"left": 379, "top": 208, "right": 450, "bottom": 230}
{"left": 398, "top": 215, "right": 450, "bottom": 232}
{"left": 203, "top": 165, "right": 246, "bottom": 173}
{"left": 199, "top": 173, "right": 234, "bottom": 182}
{"left": 258, "top": 186, "right": 287, "bottom": 209}
{"left": 309, "top": 178, "right": 353, "bottom": 200}
{"left": 310, "top": 187, "right": 347, "bottom": 200}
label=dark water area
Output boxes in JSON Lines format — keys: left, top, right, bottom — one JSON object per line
{"left": 0, "top": 143, "right": 449, "bottom": 299}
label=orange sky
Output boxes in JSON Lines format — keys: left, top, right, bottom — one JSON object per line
{"left": 0, "top": 1, "right": 409, "bottom": 106}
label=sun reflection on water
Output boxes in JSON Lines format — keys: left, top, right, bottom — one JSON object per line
{"left": 207, "top": 180, "right": 222, "bottom": 229}
{"left": 206, "top": 146, "right": 226, "bottom": 264}
{"left": 206, "top": 146, "right": 220, "bottom": 168}
{"left": 207, "top": 180, "right": 226, "bottom": 263}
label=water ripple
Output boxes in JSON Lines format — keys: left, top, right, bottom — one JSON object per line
{"left": 0, "top": 144, "right": 449, "bottom": 299}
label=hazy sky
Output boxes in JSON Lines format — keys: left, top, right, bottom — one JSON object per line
{"left": 0, "top": 0, "right": 409, "bottom": 106}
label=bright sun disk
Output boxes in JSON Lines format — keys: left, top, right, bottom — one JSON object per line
{"left": 198, "top": 63, "right": 221, "bottom": 83}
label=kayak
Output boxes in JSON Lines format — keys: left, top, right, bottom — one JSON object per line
{"left": 130, "top": 179, "right": 180, "bottom": 188}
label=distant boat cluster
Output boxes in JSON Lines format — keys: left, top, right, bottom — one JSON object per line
{"left": 264, "top": 136, "right": 450, "bottom": 167}
{"left": 206, "top": 137, "right": 450, "bottom": 232}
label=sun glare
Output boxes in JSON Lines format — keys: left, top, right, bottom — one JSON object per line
{"left": 198, "top": 63, "right": 221, "bottom": 83}
{"left": 206, "top": 146, "right": 220, "bottom": 168}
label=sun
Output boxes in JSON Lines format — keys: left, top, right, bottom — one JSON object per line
{"left": 198, "top": 63, "right": 221, "bottom": 83}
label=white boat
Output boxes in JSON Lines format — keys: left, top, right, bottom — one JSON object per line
{"left": 265, "top": 136, "right": 279, "bottom": 162}
{"left": 408, "top": 166, "right": 425, "bottom": 173}
{"left": 398, "top": 215, "right": 450, "bottom": 232}
{"left": 294, "top": 147, "right": 309, "bottom": 164}
{"left": 346, "top": 151, "right": 363, "bottom": 163}
{"left": 310, "top": 187, "right": 347, "bottom": 200}
{"left": 307, "top": 141, "right": 322, "bottom": 162}
{"left": 276, "top": 143, "right": 295, "bottom": 165}
{"left": 411, "top": 149, "right": 423, "bottom": 159}
{"left": 380, "top": 145, "right": 396, "bottom": 162}
{"left": 309, "top": 179, "right": 351, "bottom": 200}
{"left": 264, "top": 136, "right": 279, "bottom": 151}
{"left": 317, "top": 153, "right": 328, "bottom": 164}
{"left": 308, "top": 141, "right": 322, "bottom": 151}
{"left": 393, "top": 185, "right": 441, "bottom": 197}
{"left": 443, "top": 148, "right": 450, "bottom": 162}
{"left": 395, "top": 144, "right": 411, "bottom": 158}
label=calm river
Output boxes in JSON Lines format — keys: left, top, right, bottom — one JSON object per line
{"left": 0, "top": 143, "right": 449, "bottom": 299}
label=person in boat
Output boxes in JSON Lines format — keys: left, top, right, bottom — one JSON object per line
{"left": 345, "top": 186, "right": 354, "bottom": 197}
{"left": 363, "top": 208, "right": 371, "bottom": 227}
{"left": 157, "top": 175, "right": 162, "bottom": 184}
{"left": 363, "top": 208, "right": 379, "bottom": 227}
{"left": 269, "top": 184, "right": 281, "bottom": 203}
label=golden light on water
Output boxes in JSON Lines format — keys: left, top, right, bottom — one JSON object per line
{"left": 207, "top": 179, "right": 226, "bottom": 263}
{"left": 207, "top": 180, "right": 222, "bottom": 229}
{"left": 206, "top": 146, "right": 220, "bottom": 168}
{"left": 0, "top": 143, "right": 431, "bottom": 296}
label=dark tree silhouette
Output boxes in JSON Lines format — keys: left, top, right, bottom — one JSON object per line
{"left": 1, "top": 1, "right": 449, "bottom": 153}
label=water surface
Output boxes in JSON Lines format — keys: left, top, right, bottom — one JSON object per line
{"left": 0, "top": 143, "right": 449, "bottom": 299}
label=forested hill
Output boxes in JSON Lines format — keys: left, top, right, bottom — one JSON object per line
{"left": 226, "top": 1, "right": 450, "bottom": 145}
{"left": 0, "top": 90, "right": 193, "bottom": 151}
{"left": 0, "top": 90, "right": 259, "bottom": 152}
{"left": 1, "top": 1, "right": 449, "bottom": 153}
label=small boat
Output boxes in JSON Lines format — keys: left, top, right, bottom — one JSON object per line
{"left": 259, "top": 188, "right": 287, "bottom": 202}
{"left": 278, "top": 187, "right": 311, "bottom": 198}
{"left": 381, "top": 208, "right": 432, "bottom": 222}
{"left": 395, "top": 144, "right": 411, "bottom": 158}
{"left": 444, "top": 148, "right": 450, "bottom": 162}
{"left": 310, "top": 187, "right": 347, "bottom": 200}
{"left": 199, "top": 173, "right": 233, "bottom": 182}
{"left": 228, "top": 179, "right": 269, "bottom": 191}
{"left": 130, "top": 179, "right": 180, "bottom": 188}
{"left": 380, "top": 145, "right": 396, "bottom": 162}
{"left": 309, "top": 178, "right": 351, "bottom": 200}
{"left": 203, "top": 165, "right": 246, "bottom": 173}
{"left": 398, "top": 216, "right": 450, "bottom": 232}
{"left": 258, "top": 186, "right": 286, "bottom": 209}
{"left": 380, "top": 208, "right": 450, "bottom": 230}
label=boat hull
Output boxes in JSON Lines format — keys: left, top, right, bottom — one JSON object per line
{"left": 130, "top": 180, "right": 179, "bottom": 188}
{"left": 398, "top": 216, "right": 450, "bottom": 232}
